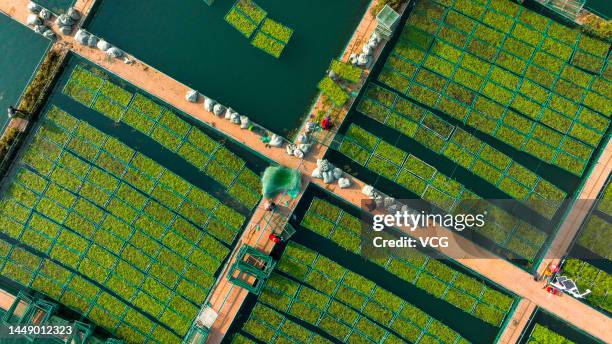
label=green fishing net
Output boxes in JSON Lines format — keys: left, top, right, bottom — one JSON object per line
{"left": 261, "top": 166, "right": 301, "bottom": 199}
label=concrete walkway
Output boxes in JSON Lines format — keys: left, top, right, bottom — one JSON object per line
{"left": 1, "top": 0, "right": 611, "bottom": 343}
{"left": 496, "top": 299, "right": 536, "bottom": 344}
{"left": 205, "top": 190, "right": 304, "bottom": 344}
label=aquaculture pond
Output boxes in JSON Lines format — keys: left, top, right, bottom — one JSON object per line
{"left": 518, "top": 308, "right": 603, "bottom": 344}
{"left": 561, "top": 175, "right": 611, "bottom": 315}
{"left": 0, "top": 53, "right": 269, "bottom": 343}
{"left": 85, "top": 0, "right": 369, "bottom": 137}
{"left": 326, "top": 0, "right": 611, "bottom": 270}
{"left": 224, "top": 184, "right": 517, "bottom": 344}
{"left": 0, "top": 13, "right": 50, "bottom": 131}
{"left": 586, "top": 0, "right": 612, "bottom": 19}
{"left": 34, "top": 0, "right": 76, "bottom": 13}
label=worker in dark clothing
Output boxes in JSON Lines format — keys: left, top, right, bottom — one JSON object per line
{"left": 264, "top": 200, "right": 276, "bottom": 211}
{"left": 7, "top": 106, "right": 26, "bottom": 119}
{"left": 7, "top": 106, "right": 17, "bottom": 118}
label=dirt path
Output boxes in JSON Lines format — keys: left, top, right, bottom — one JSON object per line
{"left": 1, "top": 1, "right": 611, "bottom": 343}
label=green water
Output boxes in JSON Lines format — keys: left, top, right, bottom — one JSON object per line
{"left": 86, "top": 0, "right": 369, "bottom": 137}
{"left": 586, "top": 0, "right": 611, "bottom": 19}
{"left": 0, "top": 14, "right": 50, "bottom": 131}
{"left": 35, "top": 0, "right": 76, "bottom": 13}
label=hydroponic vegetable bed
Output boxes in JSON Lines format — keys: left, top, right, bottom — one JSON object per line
{"left": 337, "top": 123, "right": 549, "bottom": 262}
{"left": 356, "top": 85, "right": 567, "bottom": 219}
{"left": 233, "top": 243, "right": 472, "bottom": 344}
{"left": 251, "top": 18, "right": 293, "bottom": 58}
{"left": 519, "top": 308, "right": 602, "bottom": 344}
{"left": 225, "top": 0, "right": 267, "bottom": 38}
{"left": 299, "top": 195, "right": 515, "bottom": 326}
{"left": 327, "top": 0, "right": 611, "bottom": 270}
{"left": 63, "top": 65, "right": 262, "bottom": 210}
{"left": 376, "top": 0, "right": 611, "bottom": 176}
{"left": 0, "top": 107, "right": 245, "bottom": 342}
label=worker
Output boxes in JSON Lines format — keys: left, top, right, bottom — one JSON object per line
{"left": 8, "top": 105, "right": 29, "bottom": 118}
{"left": 264, "top": 200, "right": 276, "bottom": 211}
{"left": 542, "top": 263, "right": 560, "bottom": 284}
{"left": 268, "top": 233, "right": 281, "bottom": 243}
{"left": 550, "top": 264, "right": 560, "bottom": 274}
{"left": 321, "top": 116, "right": 332, "bottom": 130}
{"left": 261, "top": 134, "right": 271, "bottom": 148}
{"left": 7, "top": 106, "right": 17, "bottom": 119}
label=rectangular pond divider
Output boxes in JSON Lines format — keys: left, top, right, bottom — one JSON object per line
{"left": 0, "top": 106, "right": 253, "bottom": 342}
{"left": 375, "top": 0, "right": 610, "bottom": 177}
{"left": 299, "top": 196, "right": 516, "bottom": 326}
{"left": 62, "top": 65, "right": 262, "bottom": 210}
{"left": 227, "top": 245, "right": 276, "bottom": 295}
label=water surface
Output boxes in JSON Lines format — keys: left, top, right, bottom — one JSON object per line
{"left": 0, "top": 14, "right": 50, "bottom": 131}
{"left": 86, "top": 0, "right": 369, "bottom": 137}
